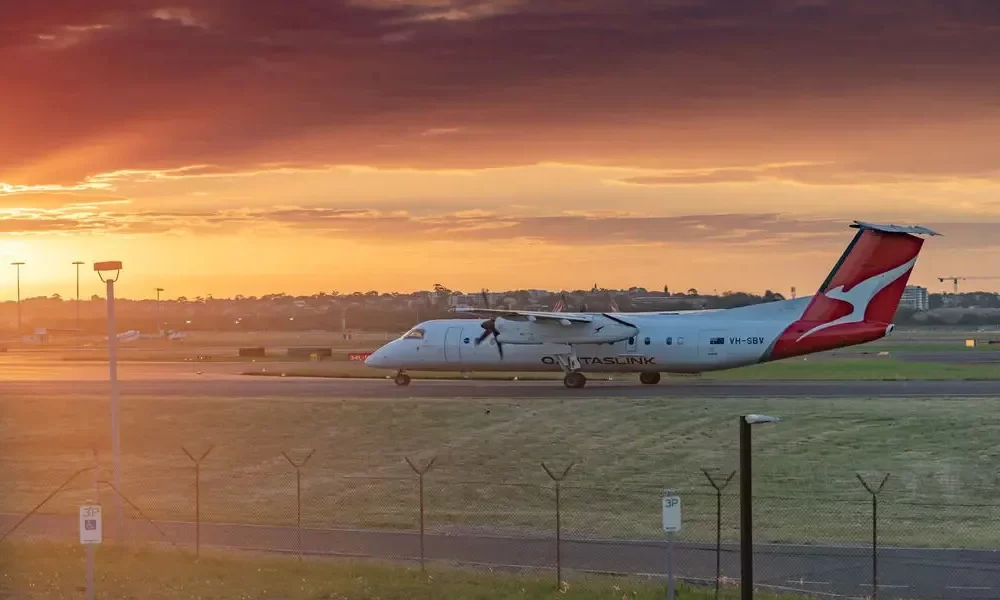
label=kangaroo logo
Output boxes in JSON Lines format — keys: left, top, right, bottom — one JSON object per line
{"left": 796, "top": 257, "right": 917, "bottom": 342}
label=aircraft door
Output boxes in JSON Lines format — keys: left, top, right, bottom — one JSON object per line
{"left": 443, "top": 326, "right": 463, "bottom": 363}
{"left": 699, "top": 329, "right": 727, "bottom": 361}
{"left": 625, "top": 334, "right": 638, "bottom": 353}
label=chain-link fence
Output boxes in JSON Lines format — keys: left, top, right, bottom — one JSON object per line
{"left": 4, "top": 452, "right": 1000, "bottom": 599}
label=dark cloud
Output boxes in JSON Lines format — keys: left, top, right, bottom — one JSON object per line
{"left": 2, "top": 0, "right": 1000, "bottom": 184}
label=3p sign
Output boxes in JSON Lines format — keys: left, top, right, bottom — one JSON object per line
{"left": 662, "top": 493, "right": 682, "bottom": 533}
{"left": 79, "top": 505, "right": 102, "bottom": 544}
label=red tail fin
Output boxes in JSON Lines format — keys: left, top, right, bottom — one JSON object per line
{"left": 765, "top": 221, "right": 940, "bottom": 360}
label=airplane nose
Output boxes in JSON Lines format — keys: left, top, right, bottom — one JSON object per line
{"left": 365, "top": 347, "right": 388, "bottom": 368}
{"left": 365, "top": 346, "right": 389, "bottom": 369}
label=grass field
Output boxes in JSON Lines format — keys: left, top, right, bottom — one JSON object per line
{"left": 2, "top": 540, "right": 803, "bottom": 600}
{"left": 4, "top": 389, "right": 1000, "bottom": 548}
{"left": 2, "top": 327, "right": 999, "bottom": 551}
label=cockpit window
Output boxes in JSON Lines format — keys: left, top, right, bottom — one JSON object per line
{"left": 401, "top": 327, "right": 425, "bottom": 340}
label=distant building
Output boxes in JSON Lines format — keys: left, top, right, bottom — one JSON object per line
{"left": 900, "top": 285, "right": 929, "bottom": 311}
{"left": 449, "top": 292, "right": 504, "bottom": 307}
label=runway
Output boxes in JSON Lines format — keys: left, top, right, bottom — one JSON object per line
{"left": 0, "top": 353, "right": 997, "bottom": 399}
{"left": 3, "top": 370, "right": 1000, "bottom": 399}
{"left": 4, "top": 513, "right": 998, "bottom": 600}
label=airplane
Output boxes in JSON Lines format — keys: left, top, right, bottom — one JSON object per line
{"left": 365, "top": 220, "right": 940, "bottom": 388}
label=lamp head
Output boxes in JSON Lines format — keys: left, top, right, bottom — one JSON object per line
{"left": 94, "top": 261, "right": 123, "bottom": 283}
{"left": 744, "top": 414, "right": 780, "bottom": 425}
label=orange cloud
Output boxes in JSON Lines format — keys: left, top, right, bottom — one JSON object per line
{"left": 616, "top": 162, "right": 1000, "bottom": 187}
{"left": 0, "top": 204, "right": 995, "bottom": 257}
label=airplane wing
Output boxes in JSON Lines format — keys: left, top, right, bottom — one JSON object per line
{"left": 453, "top": 307, "right": 594, "bottom": 323}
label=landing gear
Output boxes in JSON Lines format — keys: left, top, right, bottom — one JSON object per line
{"left": 563, "top": 372, "right": 587, "bottom": 388}
{"left": 554, "top": 346, "right": 586, "bottom": 388}
{"left": 639, "top": 372, "right": 661, "bottom": 385}
{"left": 394, "top": 372, "right": 411, "bottom": 386}
{"left": 552, "top": 351, "right": 582, "bottom": 373}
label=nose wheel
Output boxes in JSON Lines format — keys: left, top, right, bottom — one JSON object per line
{"left": 563, "top": 372, "right": 587, "bottom": 388}
{"left": 394, "top": 372, "right": 411, "bottom": 386}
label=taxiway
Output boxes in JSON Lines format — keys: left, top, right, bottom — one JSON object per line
{"left": 3, "top": 365, "right": 999, "bottom": 399}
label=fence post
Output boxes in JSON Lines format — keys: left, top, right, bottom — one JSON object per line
{"left": 282, "top": 449, "right": 315, "bottom": 561}
{"left": 405, "top": 455, "right": 437, "bottom": 572}
{"left": 542, "top": 461, "right": 575, "bottom": 588}
{"left": 182, "top": 445, "right": 214, "bottom": 558}
{"left": 856, "top": 472, "right": 890, "bottom": 600}
{"left": 702, "top": 468, "right": 736, "bottom": 600}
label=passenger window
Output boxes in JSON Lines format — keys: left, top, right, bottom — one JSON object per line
{"left": 677, "top": 337, "right": 684, "bottom": 345}
{"left": 401, "top": 327, "right": 425, "bottom": 340}
{"left": 666, "top": 337, "right": 673, "bottom": 346}
{"left": 644, "top": 337, "right": 650, "bottom": 345}
{"left": 628, "top": 337, "right": 635, "bottom": 345}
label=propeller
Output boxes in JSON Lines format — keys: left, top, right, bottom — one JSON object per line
{"left": 474, "top": 318, "right": 503, "bottom": 358}
{"left": 475, "top": 288, "right": 503, "bottom": 358}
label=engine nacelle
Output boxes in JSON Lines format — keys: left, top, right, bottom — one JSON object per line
{"left": 494, "top": 315, "right": 637, "bottom": 345}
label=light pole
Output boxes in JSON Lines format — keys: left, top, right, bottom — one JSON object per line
{"left": 11, "top": 261, "right": 23, "bottom": 335}
{"left": 95, "top": 261, "right": 123, "bottom": 535}
{"left": 155, "top": 287, "right": 164, "bottom": 334}
{"left": 73, "top": 261, "right": 84, "bottom": 331}
{"left": 740, "top": 414, "right": 780, "bottom": 600}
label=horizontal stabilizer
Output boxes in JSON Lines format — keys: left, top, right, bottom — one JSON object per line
{"left": 851, "top": 220, "right": 942, "bottom": 236}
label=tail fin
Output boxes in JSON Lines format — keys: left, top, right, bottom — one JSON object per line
{"left": 765, "top": 221, "right": 940, "bottom": 360}
{"left": 806, "top": 221, "right": 939, "bottom": 325}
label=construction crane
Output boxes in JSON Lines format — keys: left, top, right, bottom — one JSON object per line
{"left": 937, "top": 276, "right": 1000, "bottom": 293}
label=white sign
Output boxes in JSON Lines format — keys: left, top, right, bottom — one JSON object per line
{"left": 662, "top": 493, "right": 682, "bottom": 533}
{"left": 79, "top": 505, "right": 102, "bottom": 544}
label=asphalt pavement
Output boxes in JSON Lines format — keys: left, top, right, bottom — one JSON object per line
{"left": 5, "top": 368, "right": 1000, "bottom": 399}
{"left": 3, "top": 513, "right": 1000, "bottom": 600}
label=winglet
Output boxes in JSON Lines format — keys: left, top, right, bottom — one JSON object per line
{"left": 850, "top": 220, "right": 942, "bottom": 236}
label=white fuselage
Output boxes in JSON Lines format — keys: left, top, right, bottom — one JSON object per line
{"left": 364, "top": 297, "right": 871, "bottom": 374}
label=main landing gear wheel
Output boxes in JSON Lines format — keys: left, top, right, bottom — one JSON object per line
{"left": 394, "top": 373, "right": 411, "bottom": 386}
{"left": 563, "top": 372, "right": 587, "bottom": 389}
{"left": 639, "top": 372, "right": 661, "bottom": 385}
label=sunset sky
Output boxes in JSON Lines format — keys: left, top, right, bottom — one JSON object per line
{"left": 3, "top": 0, "right": 1000, "bottom": 301}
